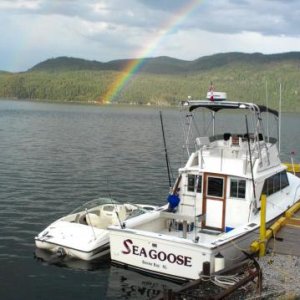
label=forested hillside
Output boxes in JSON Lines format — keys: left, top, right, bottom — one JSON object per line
{"left": 0, "top": 52, "right": 300, "bottom": 111}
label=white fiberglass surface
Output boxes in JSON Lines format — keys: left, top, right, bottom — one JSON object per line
{"left": 205, "top": 199, "right": 223, "bottom": 228}
{"left": 43, "top": 221, "right": 107, "bottom": 251}
{"left": 156, "top": 227, "right": 221, "bottom": 245}
{"left": 127, "top": 214, "right": 222, "bottom": 246}
{"left": 70, "top": 198, "right": 119, "bottom": 214}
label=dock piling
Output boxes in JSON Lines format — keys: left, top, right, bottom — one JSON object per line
{"left": 259, "top": 194, "right": 267, "bottom": 257}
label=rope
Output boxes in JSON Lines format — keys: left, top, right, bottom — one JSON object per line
{"left": 199, "top": 273, "right": 243, "bottom": 288}
{"left": 228, "top": 238, "right": 252, "bottom": 254}
{"left": 212, "top": 274, "right": 241, "bottom": 288}
{"left": 269, "top": 227, "right": 276, "bottom": 255}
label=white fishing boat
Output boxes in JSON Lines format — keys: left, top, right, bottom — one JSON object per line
{"left": 109, "top": 95, "right": 300, "bottom": 280}
{"left": 35, "top": 197, "right": 157, "bottom": 261}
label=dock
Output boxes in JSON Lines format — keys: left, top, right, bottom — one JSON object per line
{"left": 267, "top": 165, "right": 300, "bottom": 257}
{"left": 272, "top": 163, "right": 300, "bottom": 256}
{"left": 153, "top": 257, "right": 262, "bottom": 300}
{"left": 257, "top": 200, "right": 300, "bottom": 298}
{"left": 267, "top": 209, "right": 300, "bottom": 256}
{"left": 284, "top": 162, "right": 300, "bottom": 178}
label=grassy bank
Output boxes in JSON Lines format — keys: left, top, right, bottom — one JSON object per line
{"left": 0, "top": 53, "right": 300, "bottom": 111}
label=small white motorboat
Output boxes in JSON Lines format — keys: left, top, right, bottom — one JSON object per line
{"left": 109, "top": 95, "right": 300, "bottom": 280}
{"left": 35, "top": 197, "right": 157, "bottom": 261}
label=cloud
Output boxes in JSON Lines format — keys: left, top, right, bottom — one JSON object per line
{"left": 0, "top": 0, "right": 40, "bottom": 11}
{"left": 137, "top": 0, "right": 189, "bottom": 12}
{"left": 0, "top": 0, "right": 300, "bottom": 71}
{"left": 3, "top": 0, "right": 300, "bottom": 36}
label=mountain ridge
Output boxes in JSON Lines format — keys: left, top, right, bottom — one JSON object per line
{"left": 28, "top": 52, "right": 300, "bottom": 74}
{"left": 0, "top": 51, "right": 300, "bottom": 110}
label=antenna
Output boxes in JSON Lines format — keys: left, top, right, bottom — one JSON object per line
{"left": 278, "top": 82, "right": 282, "bottom": 154}
{"left": 265, "top": 80, "right": 269, "bottom": 143}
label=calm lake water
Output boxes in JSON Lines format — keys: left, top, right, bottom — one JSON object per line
{"left": 0, "top": 99, "right": 299, "bottom": 299}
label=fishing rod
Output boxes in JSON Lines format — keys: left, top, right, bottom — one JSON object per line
{"left": 159, "top": 111, "right": 172, "bottom": 188}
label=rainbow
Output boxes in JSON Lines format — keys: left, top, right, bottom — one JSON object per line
{"left": 102, "top": 0, "right": 202, "bottom": 103}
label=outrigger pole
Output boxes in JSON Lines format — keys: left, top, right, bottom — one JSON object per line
{"left": 278, "top": 82, "right": 282, "bottom": 154}
{"left": 159, "top": 111, "right": 172, "bottom": 188}
{"left": 245, "top": 115, "right": 257, "bottom": 211}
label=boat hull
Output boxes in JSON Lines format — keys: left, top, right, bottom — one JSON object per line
{"left": 35, "top": 239, "right": 110, "bottom": 261}
{"left": 109, "top": 226, "right": 260, "bottom": 280}
{"left": 35, "top": 220, "right": 111, "bottom": 261}
{"left": 34, "top": 200, "right": 158, "bottom": 262}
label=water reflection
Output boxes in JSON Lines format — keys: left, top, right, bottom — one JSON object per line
{"left": 34, "top": 248, "right": 110, "bottom": 271}
{"left": 1, "top": 100, "right": 300, "bottom": 299}
{"left": 34, "top": 248, "right": 180, "bottom": 299}
{"left": 106, "top": 265, "right": 180, "bottom": 300}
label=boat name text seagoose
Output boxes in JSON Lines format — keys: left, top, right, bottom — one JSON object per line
{"left": 122, "top": 239, "right": 192, "bottom": 266}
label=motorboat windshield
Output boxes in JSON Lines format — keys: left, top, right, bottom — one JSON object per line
{"left": 70, "top": 197, "right": 119, "bottom": 214}
{"left": 70, "top": 197, "right": 148, "bottom": 221}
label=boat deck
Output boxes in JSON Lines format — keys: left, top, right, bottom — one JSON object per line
{"left": 147, "top": 211, "right": 224, "bottom": 245}
{"left": 157, "top": 227, "right": 222, "bottom": 244}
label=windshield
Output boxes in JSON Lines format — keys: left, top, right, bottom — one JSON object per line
{"left": 70, "top": 197, "right": 119, "bottom": 214}
{"left": 70, "top": 197, "right": 147, "bottom": 220}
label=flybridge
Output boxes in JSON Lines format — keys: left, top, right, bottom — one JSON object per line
{"left": 181, "top": 98, "right": 279, "bottom": 157}
{"left": 182, "top": 99, "right": 279, "bottom": 117}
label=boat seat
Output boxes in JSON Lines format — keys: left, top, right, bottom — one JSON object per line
{"left": 89, "top": 209, "right": 100, "bottom": 216}
{"left": 195, "top": 137, "right": 210, "bottom": 149}
{"left": 86, "top": 211, "right": 116, "bottom": 228}
{"left": 74, "top": 214, "right": 80, "bottom": 223}
{"left": 223, "top": 133, "right": 231, "bottom": 141}
{"left": 114, "top": 206, "right": 127, "bottom": 222}
{"left": 231, "top": 135, "right": 240, "bottom": 146}
{"left": 85, "top": 213, "right": 102, "bottom": 228}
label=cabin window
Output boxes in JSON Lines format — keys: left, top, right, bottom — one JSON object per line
{"left": 262, "top": 171, "right": 289, "bottom": 196}
{"left": 230, "top": 179, "right": 246, "bottom": 199}
{"left": 280, "top": 171, "right": 289, "bottom": 189}
{"left": 187, "top": 175, "right": 202, "bottom": 193}
{"left": 207, "top": 177, "right": 224, "bottom": 198}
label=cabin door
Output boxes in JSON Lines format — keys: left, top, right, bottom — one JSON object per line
{"left": 203, "top": 173, "right": 227, "bottom": 231}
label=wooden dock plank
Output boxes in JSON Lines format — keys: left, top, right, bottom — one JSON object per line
{"left": 286, "top": 216, "right": 300, "bottom": 225}
{"left": 267, "top": 225, "right": 300, "bottom": 256}
{"left": 293, "top": 210, "right": 300, "bottom": 218}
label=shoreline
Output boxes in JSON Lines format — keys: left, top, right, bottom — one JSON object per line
{"left": 1, "top": 97, "right": 300, "bottom": 113}
{"left": 0, "top": 97, "right": 175, "bottom": 108}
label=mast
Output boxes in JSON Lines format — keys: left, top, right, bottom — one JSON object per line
{"left": 265, "top": 80, "right": 269, "bottom": 143}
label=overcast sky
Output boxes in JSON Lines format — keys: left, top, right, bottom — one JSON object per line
{"left": 1, "top": 0, "right": 300, "bottom": 72}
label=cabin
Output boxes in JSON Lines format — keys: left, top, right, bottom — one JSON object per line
{"left": 176, "top": 132, "right": 290, "bottom": 233}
